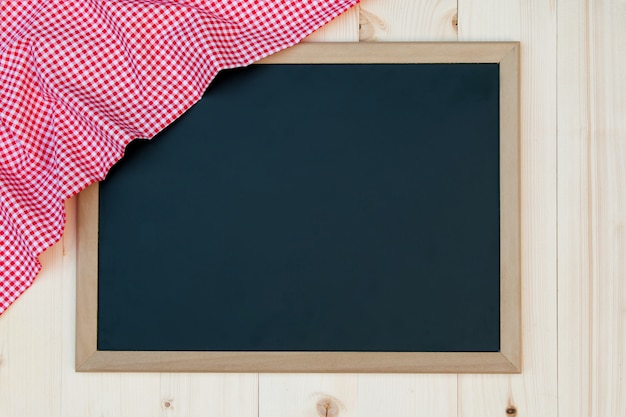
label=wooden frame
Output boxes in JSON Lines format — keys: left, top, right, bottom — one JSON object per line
{"left": 76, "top": 42, "right": 520, "bottom": 373}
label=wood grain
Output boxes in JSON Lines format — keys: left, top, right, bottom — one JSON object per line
{"left": 1, "top": 0, "right": 625, "bottom": 415}
{"left": 499, "top": 43, "right": 522, "bottom": 370}
{"left": 259, "top": 41, "right": 520, "bottom": 64}
{"left": 558, "top": 0, "right": 626, "bottom": 415}
{"left": 304, "top": 5, "right": 360, "bottom": 42}
{"left": 77, "top": 351, "right": 519, "bottom": 374}
{"left": 75, "top": 184, "right": 98, "bottom": 370}
{"left": 457, "top": 0, "right": 559, "bottom": 416}
{"left": 357, "top": 0, "right": 458, "bottom": 41}
{"left": 591, "top": 1, "right": 626, "bottom": 414}
{"left": 260, "top": 374, "right": 458, "bottom": 417}
{"left": 556, "top": 0, "right": 593, "bottom": 416}
{"left": 158, "top": 373, "right": 258, "bottom": 417}
{"left": 0, "top": 232, "right": 64, "bottom": 417}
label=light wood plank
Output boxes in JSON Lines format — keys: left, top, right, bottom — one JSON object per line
{"left": 61, "top": 372, "right": 162, "bottom": 417}
{"left": 586, "top": 1, "right": 626, "bottom": 416}
{"left": 260, "top": 374, "right": 457, "bottom": 417}
{"left": 260, "top": 375, "right": 359, "bottom": 417}
{"left": 558, "top": 1, "right": 626, "bottom": 416}
{"left": 0, "top": 234, "right": 64, "bottom": 417}
{"left": 358, "top": 0, "right": 457, "bottom": 41}
{"left": 355, "top": 374, "right": 457, "bottom": 417}
{"left": 458, "top": 0, "right": 559, "bottom": 416}
{"left": 457, "top": 0, "right": 520, "bottom": 42}
{"left": 305, "top": 6, "right": 360, "bottom": 42}
{"left": 158, "top": 374, "right": 258, "bottom": 417}
{"left": 556, "top": 0, "right": 593, "bottom": 416}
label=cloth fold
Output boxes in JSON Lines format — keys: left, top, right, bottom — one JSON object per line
{"left": 0, "top": 0, "right": 359, "bottom": 315}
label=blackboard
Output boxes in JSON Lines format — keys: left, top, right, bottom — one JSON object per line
{"left": 76, "top": 42, "right": 521, "bottom": 373}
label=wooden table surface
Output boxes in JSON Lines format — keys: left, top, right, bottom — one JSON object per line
{"left": 0, "top": 0, "right": 624, "bottom": 416}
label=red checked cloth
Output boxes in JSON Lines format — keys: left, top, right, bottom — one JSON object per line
{"left": 0, "top": 0, "right": 359, "bottom": 315}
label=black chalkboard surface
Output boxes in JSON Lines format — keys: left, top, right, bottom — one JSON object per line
{"left": 76, "top": 42, "right": 521, "bottom": 373}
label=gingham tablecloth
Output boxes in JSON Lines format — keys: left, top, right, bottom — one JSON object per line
{"left": 0, "top": 0, "right": 359, "bottom": 315}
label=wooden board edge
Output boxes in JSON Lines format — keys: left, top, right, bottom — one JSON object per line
{"left": 76, "top": 351, "right": 519, "bottom": 373}
{"left": 499, "top": 42, "right": 522, "bottom": 371}
{"left": 257, "top": 42, "right": 521, "bottom": 64}
{"left": 75, "top": 183, "right": 100, "bottom": 370}
{"left": 76, "top": 42, "right": 523, "bottom": 374}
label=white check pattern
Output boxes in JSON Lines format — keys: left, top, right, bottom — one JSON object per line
{"left": 0, "top": 0, "right": 359, "bottom": 315}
